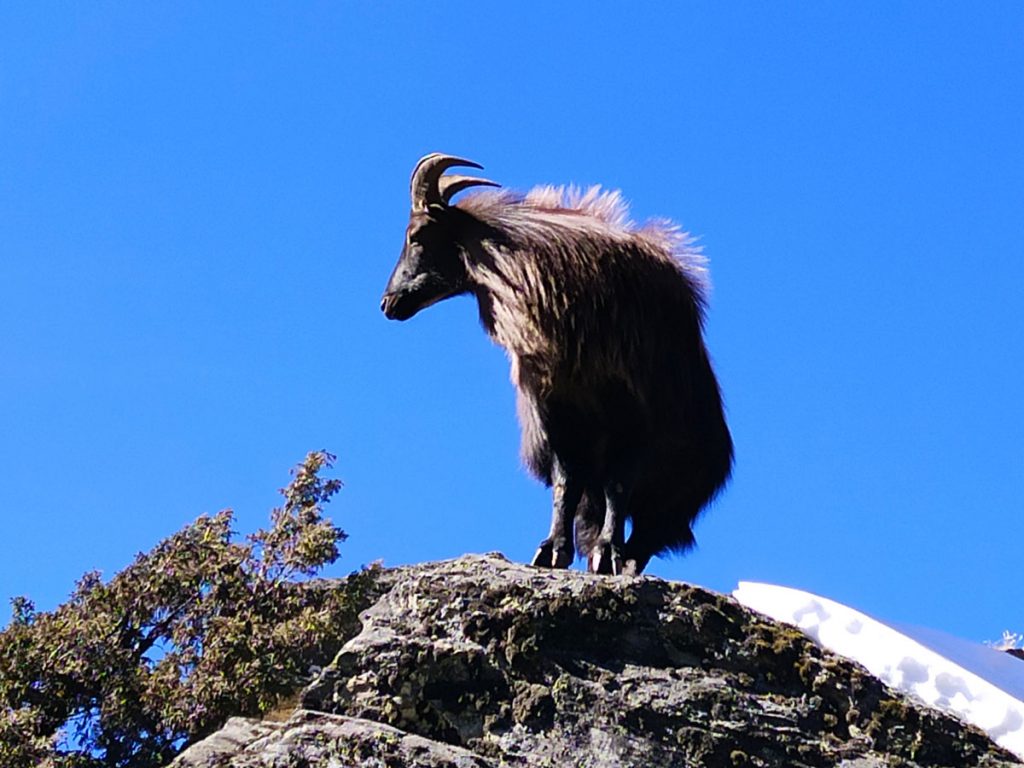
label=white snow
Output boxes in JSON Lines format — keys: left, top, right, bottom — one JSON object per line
{"left": 732, "top": 582, "right": 1024, "bottom": 759}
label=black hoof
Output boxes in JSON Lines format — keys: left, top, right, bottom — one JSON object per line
{"left": 588, "top": 544, "right": 624, "bottom": 575}
{"left": 531, "top": 539, "right": 573, "bottom": 569}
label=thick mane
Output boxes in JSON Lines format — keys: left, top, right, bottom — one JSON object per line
{"left": 453, "top": 183, "right": 716, "bottom": 433}
{"left": 456, "top": 185, "right": 710, "bottom": 297}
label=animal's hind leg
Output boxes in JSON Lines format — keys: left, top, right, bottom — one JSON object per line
{"left": 531, "top": 458, "right": 582, "bottom": 569}
{"left": 623, "top": 514, "right": 695, "bottom": 575}
{"left": 621, "top": 538, "right": 653, "bottom": 576}
{"left": 588, "top": 480, "right": 628, "bottom": 575}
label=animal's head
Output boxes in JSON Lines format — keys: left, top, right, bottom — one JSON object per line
{"left": 381, "top": 153, "right": 499, "bottom": 321}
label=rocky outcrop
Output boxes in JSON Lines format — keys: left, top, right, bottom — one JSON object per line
{"left": 172, "top": 554, "right": 1022, "bottom": 767}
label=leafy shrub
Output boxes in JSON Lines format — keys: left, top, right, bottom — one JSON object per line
{"left": 0, "top": 451, "right": 377, "bottom": 768}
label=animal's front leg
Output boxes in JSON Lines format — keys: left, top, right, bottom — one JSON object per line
{"left": 531, "top": 459, "right": 581, "bottom": 569}
{"left": 588, "top": 480, "right": 629, "bottom": 575}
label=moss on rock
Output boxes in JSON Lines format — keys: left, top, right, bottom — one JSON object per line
{"left": 181, "top": 554, "right": 1022, "bottom": 768}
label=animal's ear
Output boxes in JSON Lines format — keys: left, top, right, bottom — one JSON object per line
{"left": 410, "top": 153, "right": 493, "bottom": 212}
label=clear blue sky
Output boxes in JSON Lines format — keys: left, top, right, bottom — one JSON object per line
{"left": 1, "top": 4, "right": 1021, "bottom": 642}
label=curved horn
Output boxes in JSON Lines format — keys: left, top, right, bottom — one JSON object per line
{"left": 410, "top": 153, "right": 484, "bottom": 212}
{"left": 439, "top": 174, "right": 500, "bottom": 205}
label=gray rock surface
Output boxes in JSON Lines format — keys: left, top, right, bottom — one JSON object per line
{"left": 172, "top": 553, "right": 1022, "bottom": 767}
{"left": 172, "top": 711, "right": 494, "bottom": 768}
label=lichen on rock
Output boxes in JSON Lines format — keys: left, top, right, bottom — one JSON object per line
{"left": 173, "top": 554, "right": 1022, "bottom": 767}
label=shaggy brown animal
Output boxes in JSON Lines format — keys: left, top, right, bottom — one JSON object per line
{"left": 382, "top": 153, "right": 732, "bottom": 575}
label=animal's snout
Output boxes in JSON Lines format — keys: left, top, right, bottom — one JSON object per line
{"left": 381, "top": 291, "right": 423, "bottom": 321}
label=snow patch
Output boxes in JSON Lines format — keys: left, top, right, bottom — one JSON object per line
{"left": 733, "top": 582, "right": 1024, "bottom": 759}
